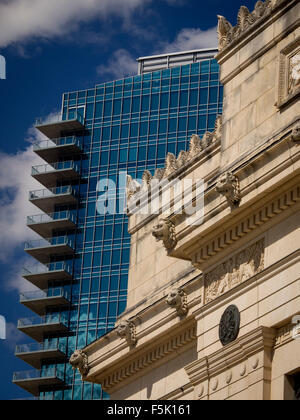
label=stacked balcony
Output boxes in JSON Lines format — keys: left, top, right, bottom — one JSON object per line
{"left": 14, "top": 112, "right": 84, "bottom": 397}
{"left": 13, "top": 367, "right": 65, "bottom": 396}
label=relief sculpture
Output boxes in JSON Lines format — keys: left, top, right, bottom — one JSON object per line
{"left": 204, "top": 239, "right": 264, "bottom": 303}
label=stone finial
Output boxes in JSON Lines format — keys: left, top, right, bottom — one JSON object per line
{"left": 166, "top": 288, "right": 188, "bottom": 317}
{"left": 152, "top": 218, "right": 177, "bottom": 252}
{"left": 201, "top": 131, "right": 214, "bottom": 149}
{"left": 291, "top": 125, "right": 300, "bottom": 143}
{"left": 217, "top": 1, "right": 273, "bottom": 52}
{"left": 141, "top": 170, "right": 152, "bottom": 192}
{"left": 164, "top": 153, "right": 178, "bottom": 177}
{"left": 236, "top": 6, "right": 254, "bottom": 34}
{"left": 214, "top": 115, "right": 223, "bottom": 141}
{"left": 177, "top": 151, "right": 188, "bottom": 168}
{"left": 189, "top": 134, "right": 202, "bottom": 159}
{"left": 217, "top": 15, "right": 233, "bottom": 51}
{"left": 126, "top": 175, "right": 141, "bottom": 201}
{"left": 69, "top": 349, "right": 89, "bottom": 378}
{"left": 117, "top": 320, "right": 137, "bottom": 346}
{"left": 216, "top": 172, "right": 241, "bottom": 206}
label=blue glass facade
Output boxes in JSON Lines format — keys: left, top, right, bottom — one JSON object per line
{"left": 15, "top": 56, "right": 223, "bottom": 400}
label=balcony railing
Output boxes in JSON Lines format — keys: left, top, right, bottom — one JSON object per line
{"left": 20, "top": 287, "right": 70, "bottom": 315}
{"left": 27, "top": 211, "right": 76, "bottom": 226}
{"left": 31, "top": 161, "right": 81, "bottom": 188}
{"left": 29, "top": 186, "right": 78, "bottom": 212}
{"left": 17, "top": 313, "right": 69, "bottom": 341}
{"left": 27, "top": 211, "right": 77, "bottom": 237}
{"left": 33, "top": 136, "right": 80, "bottom": 151}
{"left": 32, "top": 161, "right": 80, "bottom": 176}
{"left": 23, "top": 261, "right": 72, "bottom": 278}
{"left": 35, "top": 112, "right": 85, "bottom": 139}
{"left": 18, "top": 313, "right": 68, "bottom": 329}
{"left": 20, "top": 287, "right": 69, "bottom": 303}
{"left": 13, "top": 367, "right": 65, "bottom": 395}
{"left": 32, "top": 136, "right": 82, "bottom": 163}
{"left": 24, "top": 236, "right": 75, "bottom": 264}
{"left": 15, "top": 341, "right": 67, "bottom": 356}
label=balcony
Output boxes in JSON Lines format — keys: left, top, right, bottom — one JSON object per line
{"left": 31, "top": 161, "right": 81, "bottom": 188}
{"left": 13, "top": 367, "right": 65, "bottom": 396}
{"left": 24, "top": 236, "right": 75, "bottom": 264}
{"left": 18, "top": 313, "right": 69, "bottom": 341}
{"left": 22, "top": 262, "right": 73, "bottom": 289}
{"left": 15, "top": 341, "right": 67, "bottom": 369}
{"left": 35, "top": 112, "right": 85, "bottom": 139}
{"left": 27, "top": 211, "right": 77, "bottom": 237}
{"left": 29, "top": 186, "right": 78, "bottom": 213}
{"left": 33, "top": 136, "right": 82, "bottom": 163}
{"left": 20, "top": 288, "right": 70, "bottom": 316}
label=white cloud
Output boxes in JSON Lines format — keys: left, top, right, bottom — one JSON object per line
{"left": 0, "top": 0, "right": 152, "bottom": 48}
{"left": 159, "top": 27, "right": 218, "bottom": 53}
{"left": 3, "top": 322, "right": 24, "bottom": 351}
{"left": 97, "top": 49, "right": 138, "bottom": 79}
{"left": 0, "top": 119, "right": 55, "bottom": 262}
{"left": 97, "top": 26, "right": 217, "bottom": 79}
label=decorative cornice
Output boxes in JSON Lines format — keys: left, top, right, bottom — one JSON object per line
{"left": 126, "top": 116, "right": 222, "bottom": 205}
{"left": 216, "top": 0, "right": 287, "bottom": 53}
{"left": 185, "top": 326, "right": 276, "bottom": 386}
{"left": 98, "top": 322, "right": 197, "bottom": 392}
{"left": 192, "top": 184, "right": 300, "bottom": 267}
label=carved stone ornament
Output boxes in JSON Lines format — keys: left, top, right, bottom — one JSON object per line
{"left": 204, "top": 239, "right": 264, "bottom": 303}
{"left": 166, "top": 288, "right": 188, "bottom": 317}
{"left": 117, "top": 320, "right": 137, "bottom": 346}
{"left": 126, "top": 115, "right": 222, "bottom": 204}
{"left": 217, "top": 1, "right": 273, "bottom": 52}
{"left": 291, "top": 124, "right": 300, "bottom": 143}
{"left": 152, "top": 218, "right": 177, "bottom": 251}
{"left": 277, "top": 38, "right": 300, "bottom": 108}
{"left": 69, "top": 349, "right": 89, "bottom": 377}
{"left": 216, "top": 171, "right": 241, "bottom": 206}
{"left": 219, "top": 305, "right": 240, "bottom": 346}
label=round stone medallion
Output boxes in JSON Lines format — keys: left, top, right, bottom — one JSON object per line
{"left": 219, "top": 305, "right": 240, "bottom": 346}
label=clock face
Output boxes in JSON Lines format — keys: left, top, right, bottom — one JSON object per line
{"left": 289, "top": 51, "right": 300, "bottom": 94}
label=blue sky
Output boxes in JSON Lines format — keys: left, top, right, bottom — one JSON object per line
{"left": 0, "top": 0, "right": 257, "bottom": 400}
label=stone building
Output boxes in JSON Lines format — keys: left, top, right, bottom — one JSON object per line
{"left": 70, "top": 0, "right": 300, "bottom": 400}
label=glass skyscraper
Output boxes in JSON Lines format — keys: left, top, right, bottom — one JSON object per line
{"left": 13, "top": 49, "right": 223, "bottom": 400}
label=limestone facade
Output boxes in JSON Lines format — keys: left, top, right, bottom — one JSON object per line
{"left": 70, "top": 0, "right": 300, "bottom": 400}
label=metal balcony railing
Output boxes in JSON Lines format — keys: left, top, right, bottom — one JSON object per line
{"left": 18, "top": 313, "right": 68, "bottom": 329}
{"left": 20, "top": 287, "right": 70, "bottom": 316}
{"left": 29, "top": 185, "right": 76, "bottom": 201}
{"left": 28, "top": 186, "right": 78, "bottom": 212}
{"left": 27, "top": 211, "right": 76, "bottom": 225}
{"left": 31, "top": 161, "right": 80, "bottom": 176}
{"left": 15, "top": 341, "right": 67, "bottom": 357}
{"left": 31, "top": 161, "right": 80, "bottom": 189}
{"left": 22, "top": 262, "right": 73, "bottom": 289}
{"left": 27, "top": 211, "right": 77, "bottom": 237}
{"left": 35, "top": 112, "right": 85, "bottom": 139}
{"left": 13, "top": 367, "right": 65, "bottom": 395}
{"left": 25, "top": 236, "right": 74, "bottom": 251}
{"left": 20, "top": 287, "right": 69, "bottom": 303}
{"left": 33, "top": 136, "right": 81, "bottom": 152}
{"left": 32, "top": 136, "right": 82, "bottom": 163}
{"left": 35, "top": 111, "right": 85, "bottom": 128}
